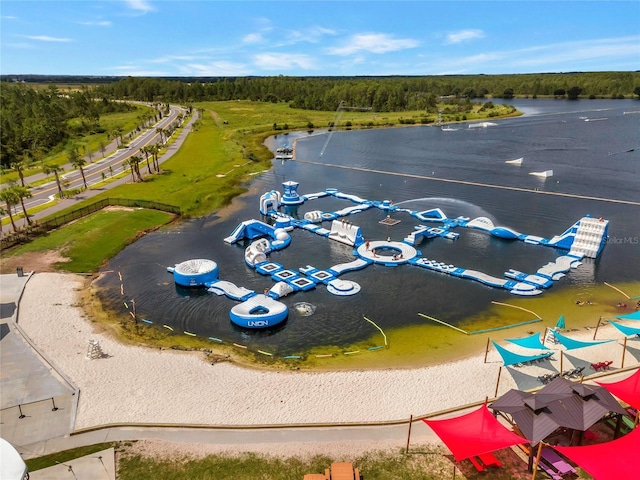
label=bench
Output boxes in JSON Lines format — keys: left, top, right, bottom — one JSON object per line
{"left": 469, "top": 456, "right": 484, "bottom": 472}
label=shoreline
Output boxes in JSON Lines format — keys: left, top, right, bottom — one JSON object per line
{"left": 16, "top": 272, "right": 639, "bottom": 434}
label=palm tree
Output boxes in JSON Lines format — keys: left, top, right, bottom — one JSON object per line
{"left": 147, "top": 144, "right": 160, "bottom": 173}
{"left": 10, "top": 158, "right": 27, "bottom": 186}
{"left": 0, "top": 188, "right": 19, "bottom": 232}
{"left": 123, "top": 159, "right": 137, "bottom": 182}
{"left": 156, "top": 127, "right": 165, "bottom": 144}
{"left": 42, "top": 164, "right": 65, "bottom": 198}
{"left": 115, "top": 127, "right": 124, "bottom": 148}
{"left": 140, "top": 146, "right": 153, "bottom": 174}
{"left": 12, "top": 185, "right": 33, "bottom": 225}
{"left": 154, "top": 143, "right": 162, "bottom": 173}
{"left": 130, "top": 155, "right": 143, "bottom": 182}
{"left": 69, "top": 149, "right": 88, "bottom": 189}
{"left": 0, "top": 204, "right": 5, "bottom": 236}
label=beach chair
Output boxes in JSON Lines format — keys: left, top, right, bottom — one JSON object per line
{"left": 538, "top": 373, "right": 553, "bottom": 384}
{"left": 571, "top": 366, "right": 585, "bottom": 377}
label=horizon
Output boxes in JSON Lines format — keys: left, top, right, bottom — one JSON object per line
{"left": 1, "top": 1, "right": 639, "bottom": 77}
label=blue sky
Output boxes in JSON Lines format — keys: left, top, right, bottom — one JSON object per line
{"left": 1, "top": 1, "right": 639, "bottom": 76}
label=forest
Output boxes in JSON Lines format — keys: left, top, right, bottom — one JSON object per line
{"left": 83, "top": 71, "right": 639, "bottom": 109}
{"left": 0, "top": 84, "right": 150, "bottom": 168}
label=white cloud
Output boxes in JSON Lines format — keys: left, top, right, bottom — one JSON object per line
{"left": 25, "top": 35, "right": 72, "bottom": 42}
{"left": 243, "top": 32, "right": 264, "bottom": 44}
{"left": 327, "top": 33, "right": 419, "bottom": 56}
{"left": 3, "top": 42, "right": 34, "bottom": 49}
{"left": 180, "top": 61, "right": 251, "bottom": 76}
{"left": 445, "top": 29, "right": 485, "bottom": 45}
{"left": 285, "top": 26, "right": 337, "bottom": 45}
{"left": 420, "top": 35, "right": 640, "bottom": 74}
{"left": 124, "top": 0, "right": 155, "bottom": 14}
{"left": 508, "top": 36, "right": 640, "bottom": 69}
{"left": 254, "top": 52, "right": 316, "bottom": 70}
{"left": 79, "top": 20, "right": 112, "bottom": 27}
{"left": 150, "top": 54, "right": 204, "bottom": 64}
{"left": 2, "top": 15, "right": 17, "bottom": 20}
{"left": 111, "top": 65, "right": 168, "bottom": 76}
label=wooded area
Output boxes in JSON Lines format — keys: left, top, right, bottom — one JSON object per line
{"left": 0, "top": 84, "right": 154, "bottom": 168}
{"left": 85, "top": 71, "right": 638, "bottom": 108}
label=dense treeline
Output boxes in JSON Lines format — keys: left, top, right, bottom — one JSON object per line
{"left": 0, "top": 84, "right": 137, "bottom": 168}
{"left": 88, "top": 72, "right": 640, "bottom": 109}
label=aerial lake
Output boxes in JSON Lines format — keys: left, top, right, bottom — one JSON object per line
{"left": 95, "top": 99, "right": 640, "bottom": 362}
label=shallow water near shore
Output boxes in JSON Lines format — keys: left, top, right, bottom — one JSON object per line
{"left": 95, "top": 99, "right": 640, "bottom": 365}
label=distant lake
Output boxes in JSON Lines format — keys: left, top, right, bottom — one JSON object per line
{"left": 96, "top": 99, "right": 640, "bottom": 355}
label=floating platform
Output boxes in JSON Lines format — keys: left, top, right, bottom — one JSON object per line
{"left": 165, "top": 182, "right": 609, "bottom": 331}
{"left": 379, "top": 216, "right": 401, "bottom": 225}
{"left": 505, "top": 157, "right": 523, "bottom": 165}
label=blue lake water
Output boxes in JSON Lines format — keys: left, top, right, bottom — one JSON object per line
{"left": 96, "top": 99, "right": 640, "bottom": 354}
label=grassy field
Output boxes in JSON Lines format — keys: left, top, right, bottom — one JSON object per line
{"left": 26, "top": 440, "right": 583, "bottom": 480}
{"left": 1, "top": 208, "right": 175, "bottom": 272}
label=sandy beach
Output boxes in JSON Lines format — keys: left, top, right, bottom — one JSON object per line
{"left": 15, "top": 272, "right": 638, "bottom": 433}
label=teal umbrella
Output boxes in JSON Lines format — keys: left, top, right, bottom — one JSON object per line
{"left": 555, "top": 315, "right": 566, "bottom": 329}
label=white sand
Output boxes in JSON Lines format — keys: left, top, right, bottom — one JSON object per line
{"left": 17, "top": 273, "right": 639, "bottom": 451}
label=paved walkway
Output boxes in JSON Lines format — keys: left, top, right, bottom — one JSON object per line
{"left": 0, "top": 273, "right": 77, "bottom": 446}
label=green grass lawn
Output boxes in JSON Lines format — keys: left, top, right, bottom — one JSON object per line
{"left": 28, "top": 441, "right": 583, "bottom": 479}
{"left": 3, "top": 208, "right": 174, "bottom": 272}
{"left": 25, "top": 443, "right": 115, "bottom": 472}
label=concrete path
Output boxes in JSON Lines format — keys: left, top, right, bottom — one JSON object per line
{"left": 0, "top": 273, "right": 78, "bottom": 446}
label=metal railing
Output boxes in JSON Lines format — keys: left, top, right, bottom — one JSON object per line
{"left": 1, "top": 198, "right": 180, "bottom": 250}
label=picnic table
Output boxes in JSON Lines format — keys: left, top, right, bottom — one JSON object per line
{"left": 542, "top": 447, "right": 576, "bottom": 476}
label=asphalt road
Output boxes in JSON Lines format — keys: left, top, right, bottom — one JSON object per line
{"left": 1, "top": 105, "right": 196, "bottom": 229}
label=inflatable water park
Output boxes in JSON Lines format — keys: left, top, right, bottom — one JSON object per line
{"left": 168, "top": 181, "right": 609, "bottom": 329}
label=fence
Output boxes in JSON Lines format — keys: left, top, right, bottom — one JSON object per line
{"left": 1, "top": 198, "right": 180, "bottom": 250}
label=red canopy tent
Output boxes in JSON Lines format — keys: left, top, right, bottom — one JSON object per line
{"left": 554, "top": 426, "right": 640, "bottom": 480}
{"left": 423, "top": 404, "right": 528, "bottom": 462}
{"left": 596, "top": 368, "right": 640, "bottom": 410}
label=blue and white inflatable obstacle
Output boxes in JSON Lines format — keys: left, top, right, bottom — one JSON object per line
{"left": 168, "top": 259, "right": 219, "bottom": 287}
{"left": 229, "top": 294, "right": 288, "bottom": 328}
